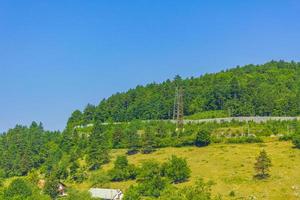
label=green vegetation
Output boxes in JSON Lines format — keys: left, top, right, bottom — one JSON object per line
{"left": 2, "top": 61, "right": 300, "bottom": 199}
{"left": 161, "top": 155, "right": 191, "bottom": 183}
{"left": 158, "top": 178, "right": 214, "bottom": 200}
{"left": 69, "top": 61, "right": 300, "bottom": 125}
{"left": 292, "top": 134, "right": 300, "bottom": 148}
{"left": 44, "top": 177, "right": 59, "bottom": 199}
{"left": 1, "top": 178, "right": 50, "bottom": 200}
{"left": 186, "top": 110, "right": 229, "bottom": 120}
{"left": 195, "top": 129, "right": 211, "bottom": 147}
{"left": 254, "top": 150, "right": 272, "bottom": 179}
{"left": 136, "top": 160, "right": 167, "bottom": 198}
{"left": 86, "top": 122, "right": 110, "bottom": 170}
{"left": 108, "top": 155, "right": 137, "bottom": 181}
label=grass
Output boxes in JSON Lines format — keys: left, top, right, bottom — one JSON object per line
{"left": 72, "top": 141, "right": 300, "bottom": 200}
{"left": 185, "top": 110, "right": 229, "bottom": 120}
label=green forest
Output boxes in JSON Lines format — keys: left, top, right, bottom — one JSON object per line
{"left": 69, "top": 60, "right": 300, "bottom": 127}
{"left": 2, "top": 61, "right": 300, "bottom": 199}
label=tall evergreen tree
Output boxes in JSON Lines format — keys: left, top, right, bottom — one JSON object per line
{"left": 86, "top": 122, "right": 110, "bottom": 170}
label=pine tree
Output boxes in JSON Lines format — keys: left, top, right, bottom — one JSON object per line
{"left": 254, "top": 150, "right": 272, "bottom": 179}
{"left": 86, "top": 122, "right": 110, "bottom": 170}
{"left": 126, "top": 127, "right": 140, "bottom": 155}
{"left": 195, "top": 129, "right": 211, "bottom": 147}
{"left": 141, "top": 127, "right": 156, "bottom": 154}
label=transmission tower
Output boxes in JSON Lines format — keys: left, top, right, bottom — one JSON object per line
{"left": 173, "top": 87, "right": 184, "bottom": 130}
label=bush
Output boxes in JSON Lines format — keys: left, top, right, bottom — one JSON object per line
{"left": 44, "top": 177, "right": 60, "bottom": 199}
{"left": 229, "top": 190, "right": 235, "bottom": 197}
{"left": 123, "top": 185, "right": 141, "bottom": 200}
{"left": 3, "top": 179, "right": 32, "bottom": 199}
{"left": 65, "top": 189, "right": 94, "bottom": 200}
{"left": 292, "top": 134, "right": 300, "bottom": 148}
{"left": 226, "top": 136, "right": 263, "bottom": 144}
{"left": 89, "top": 171, "right": 110, "bottom": 188}
{"left": 27, "top": 170, "right": 40, "bottom": 185}
{"left": 174, "top": 135, "right": 195, "bottom": 147}
{"left": 137, "top": 160, "right": 167, "bottom": 197}
{"left": 161, "top": 155, "right": 191, "bottom": 183}
{"left": 72, "top": 168, "right": 88, "bottom": 183}
{"left": 279, "top": 134, "right": 293, "bottom": 141}
{"left": 195, "top": 129, "right": 211, "bottom": 147}
{"left": 158, "top": 178, "right": 213, "bottom": 200}
{"left": 3, "top": 178, "right": 50, "bottom": 200}
{"left": 108, "top": 156, "right": 137, "bottom": 181}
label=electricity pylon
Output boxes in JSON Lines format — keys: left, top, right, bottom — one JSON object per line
{"left": 173, "top": 87, "right": 184, "bottom": 130}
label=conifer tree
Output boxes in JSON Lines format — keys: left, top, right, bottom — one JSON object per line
{"left": 254, "top": 150, "right": 272, "bottom": 179}
{"left": 141, "top": 127, "right": 156, "bottom": 154}
{"left": 86, "top": 122, "right": 110, "bottom": 170}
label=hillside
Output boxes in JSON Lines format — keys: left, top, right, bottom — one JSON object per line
{"left": 2, "top": 61, "right": 300, "bottom": 200}
{"left": 72, "top": 141, "right": 300, "bottom": 200}
{"left": 69, "top": 61, "right": 300, "bottom": 128}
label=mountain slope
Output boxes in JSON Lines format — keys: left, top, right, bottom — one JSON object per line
{"left": 68, "top": 61, "right": 300, "bottom": 127}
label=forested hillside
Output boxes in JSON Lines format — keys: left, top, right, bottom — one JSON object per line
{"left": 2, "top": 61, "right": 300, "bottom": 199}
{"left": 70, "top": 61, "right": 300, "bottom": 128}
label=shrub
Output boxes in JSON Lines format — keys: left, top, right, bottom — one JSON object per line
{"left": 279, "top": 134, "right": 293, "bottom": 141}
{"left": 137, "top": 160, "right": 167, "bottom": 197}
{"left": 72, "top": 168, "right": 88, "bottom": 183}
{"left": 226, "top": 136, "right": 262, "bottom": 144}
{"left": 292, "top": 134, "right": 300, "bottom": 148}
{"left": 123, "top": 185, "right": 141, "bottom": 200}
{"left": 158, "top": 178, "right": 213, "bottom": 200}
{"left": 108, "top": 156, "right": 137, "bottom": 181}
{"left": 44, "top": 177, "right": 60, "bottom": 199}
{"left": 3, "top": 178, "right": 51, "bottom": 200}
{"left": 27, "top": 170, "right": 40, "bottom": 185}
{"left": 89, "top": 171, "right": 110, "bottom": 188}
{"left": 4, "top": 179, "right": 32, "bottom": 199}
{"left": 161, "top": 155, "right": 191, "bottom": 183}
{"left": 229, "top": 190, "right": 235, "bottom": 197}
{"left": 65, "top": 189, "right": 94, "bottom": 200}
{"left": 195, "top": 129, "right": 211, "bottom": 147}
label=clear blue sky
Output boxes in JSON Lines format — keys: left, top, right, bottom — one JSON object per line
{"left": 1, "top": 0, "right": 300, "bottom": 132}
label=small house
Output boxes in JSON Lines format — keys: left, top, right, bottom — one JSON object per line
{"left": 58, "top": 182, "right": 67, "bottom": 196}
{"left": 89, "top": 188, "right": 123, "bottom": 200}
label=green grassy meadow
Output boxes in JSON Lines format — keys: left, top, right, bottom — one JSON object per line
{"left": 71, "top": 141, "right": 300, "bottom": 200}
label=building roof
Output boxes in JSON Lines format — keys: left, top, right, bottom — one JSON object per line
{"left": 89, "top": 188, "right": 122, "bottom": 199}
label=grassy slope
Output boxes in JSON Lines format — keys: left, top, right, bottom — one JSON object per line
{"left": 185, "top": 110, "right": 229, "bottom": 120}
{"left": 73, "top": 141, "right": 300, "bottom": 200}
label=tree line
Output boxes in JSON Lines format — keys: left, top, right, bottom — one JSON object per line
{"left": 69, "top": 61, "right": 300, "bottom": 127}
{"left": 1, "top": 118, "right": 300, "bottom": 179}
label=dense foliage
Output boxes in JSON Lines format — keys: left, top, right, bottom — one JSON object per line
{"left": 69, "top": 61, "right": 300, "bottom": 126}
{"left": 2, "top": 60, "right": 300, "bottom": 199}
{"left": 158, "top": 178, "right": 214, "bottom": 200}
{"left": 108, "top": 155, "right": 137, "bottom": 181}
{"left": 161, "top": 155, "right": 191, "bottom": 183}
{"left": 195, "top": 129, "right": 211, "bottom": 147}
{"left": 0, "top": 122, "right": 61, "bottom": 177}
{"left": 1, "top": 178, "right": 50, "bottom": 200}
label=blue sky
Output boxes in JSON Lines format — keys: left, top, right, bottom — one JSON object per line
{"left": 1, "top": 0, "right": 300, "bottom": 132}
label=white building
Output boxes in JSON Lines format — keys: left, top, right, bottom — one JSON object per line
{"left": 89, "top": 188, "right": 123, "bottom": 200}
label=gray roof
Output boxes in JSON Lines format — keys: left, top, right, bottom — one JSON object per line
{"left": 89, "top": 188, "right": 122, "bottom": 199}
